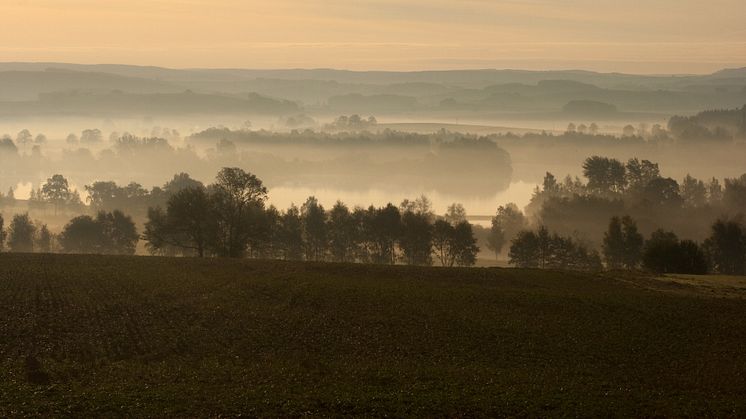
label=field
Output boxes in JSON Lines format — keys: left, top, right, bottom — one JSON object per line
{"left": 1, "top": 254, "right": 745, "bottom": 416}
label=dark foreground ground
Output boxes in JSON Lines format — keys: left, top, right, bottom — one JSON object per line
{"left": 1, "top": 254, "right": 745, "bottom": 417}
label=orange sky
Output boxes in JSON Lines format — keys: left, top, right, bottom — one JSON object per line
{"left": 2, "top": 0, "right": 745, "bottom": 73}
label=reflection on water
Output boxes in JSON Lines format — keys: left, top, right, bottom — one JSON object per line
{"left": 267, "top": 181, "right": 536, "bottom": 219}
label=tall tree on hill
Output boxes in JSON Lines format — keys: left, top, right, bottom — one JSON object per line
{"left": 209, "top": 167, "right": 268, "bottom": 258}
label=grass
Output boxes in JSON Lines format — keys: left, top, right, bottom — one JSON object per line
{"left": 1, "top": 253, "right": 745, "bottom": 416}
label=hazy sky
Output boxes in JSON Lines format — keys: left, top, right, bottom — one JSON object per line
{"left": 3, "top": 0, "right": 745, "bottom": 73}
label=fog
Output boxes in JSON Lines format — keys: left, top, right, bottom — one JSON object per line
{"left": 0, "top": 64, "right": 745, "bottom": 265}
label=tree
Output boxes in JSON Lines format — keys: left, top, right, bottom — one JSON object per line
{"left": 66, "top": 133, "right": 79, "bottom": 145}
{"left": 641, "top": 177, "right": 682, "bottom": 208}
{"left": 643, "top": 230, "right": 708, "bottom": 275}
{"left": 327, "top": 201, "right": 355, "bottom": 263}
{"left": 41, "top": 174, "right": 72, "bottom": 213}
{"left": 603, "top": 215, "right": 643, "bottom": 270}
{"left": 7, "top": 214, "right": 37, "bottom": 253}
{"left": 680, "top": 174, "right": 707, "bottom": 207}
{"left": 704, "top": 218, "right": 746, "bottom": 275}
{"left": 432, "top": 220, "right": 456, "bottom": 267}
{"left": 583, "top": 156, "right": 627, "bottom": 196}
{"left": 59, "top": 211, "right": 138, "bottom": 255}
{"left": 509, "top": 230, "right": 540, "bottom": 268}
{"left": 622, "top": 124, "right": 636, "bottom": 137}
{"left": 301, "top": 196, "right": 327, "bottom": 261}
{"left": 444, "top": 203, "right": 467, "bottom": 226}
{"left": 625, "top": 158, "right": 660, "bottom": 192}
{"left": 0, "top": 214, "right": 6, "bottom": 251}
{"left": 81, "top": 129, "right": 103, "bottom": 144}
{"left": 432, "top": 219, "right": 479, "bottom": 267}
{"left": 163, "top": 173, "right": 204, "bottom": 196}
{"left": 451, "top": 221, "right": 479, "bottom": 267}
{"left": 279, "top": 205, "right": 304, "bottom": 261}
{"left": 16, "top": 129, "right": 33, "bottom": 146}
{"left": 208, "top": 167, "right": 268, "bottom": 258}
{"left": 34, "top": 134, "right": 47, "bottom": 145}
{"left": 36, "top": 224, "right": 53, "bottom": 253}
{"left": 365, "top": 204, "right": 401, "bottom": 264}
{"left": 486, "top": 203, "right": 527, "bottom": 259}
{"left": 59, "top": 216, "right": 104, "bottom": 253}
{"left": 0, "top": 135, "right": 18, "bottom": 154}
{"left": 620, "top": 216, "right": 644, "bottom": 269}
{"left": 144, "top": 187, "right": 212, "bottom": 257}
{"left": 399, "top": 208, "right": 433, "bottom": 266}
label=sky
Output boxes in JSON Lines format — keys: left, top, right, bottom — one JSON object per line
{"left": 2, "top": 0, "right": 745, "bottom": 73}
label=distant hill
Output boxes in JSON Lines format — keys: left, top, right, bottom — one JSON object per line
{"left": 0, "top": 62, "right": 744, "bottom": 116}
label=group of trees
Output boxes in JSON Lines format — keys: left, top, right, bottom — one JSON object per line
{"left": 0, "top": 214, "right": 50, "bottom": 253}
{"left": 508, "top": 226, "right": 602, "bottom": 271}
{"left": 143, "top": 172, "right": 480, "bottom": 266}
{"left": 523, "top": 156, "right": 746, "bottom": 246}
{"left": 0, "top": 211, "right": 138, "bottom": 255}
{"left": 507, "top": 214, "right": 746, "bottom": 275}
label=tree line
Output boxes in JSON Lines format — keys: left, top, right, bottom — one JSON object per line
{"left": 507, "top": 215, "right": 746, "bottom": 275}
{"left": 0, "top": 168, "right": 481, "bottom": 267}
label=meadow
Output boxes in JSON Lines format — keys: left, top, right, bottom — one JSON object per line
{"left": 1, "top": 253, "right": 745, "bottom": 416}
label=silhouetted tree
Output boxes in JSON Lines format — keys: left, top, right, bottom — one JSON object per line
{"left": 452, "top": 221, "right": 479, "bottom": 267}
{"left": 36, "top": 224, "right": 52, "bottom": 253}
{"left": 59, "top": 211, "right": 138, "bottom": 255}
{"left": 641, "top": 177, "right": 682, "bottom": 208}
{"left": 583, "top": 156, "right": 626, "bottom": 196}
{"left": 366, "top": 204, "right": 401, "bottom": 264}
{"left": 163, "top": 173, "right": 204, "bottom": 195}
{"left": 0, "top": 214, "right": 6, "bottom": 251}
{"left": 603, "top": 215, "right": 643, "bottom": 269}
{"left": 144, "top": 187, "right": 211, "bottom": 256}
{"left": 328, "top": 201, "right": 355, "bottom": 262}
{"left": 208, "top": 167, "right": 268, "bottom": 258}
{"left": 444, "top": 203, "right": 467, "bottom": 225}
{"left": 279, "top": 205, "right": 304, "bottom": 261}
{"left": 486, "top": 203, "right": 528, "bottom": 259}
{"left": 625, "top": 158, "right": 660, "bottom": 192}
{"left": 399, "top": 207, "right": 433, "bottom": 266}
{"left": 509, "top": 230, "right": 540, "bottom": 268}
{"left": 643, "top": 230, "right": 708, "bottom": 274}
{"left": 681, "top": 174, "right": 707, "bottom": 208}
{"left": 704, "top": 218, "right": 746, "bottom": 275}
{"left": 301, "top": 196, "right": 328, "bottom": 261}
{"left": 59, "top": 216, "right": 103, "bottom": 253}
{"left": 41, "top": 174, "right": 72, "bottom": 214}
{"left": 7, "top": 214, "right": 36, "bottom": 253}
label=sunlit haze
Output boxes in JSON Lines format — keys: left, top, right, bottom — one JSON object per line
{"left": 3, "top": 0, "right": 745, "bottom": 73}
